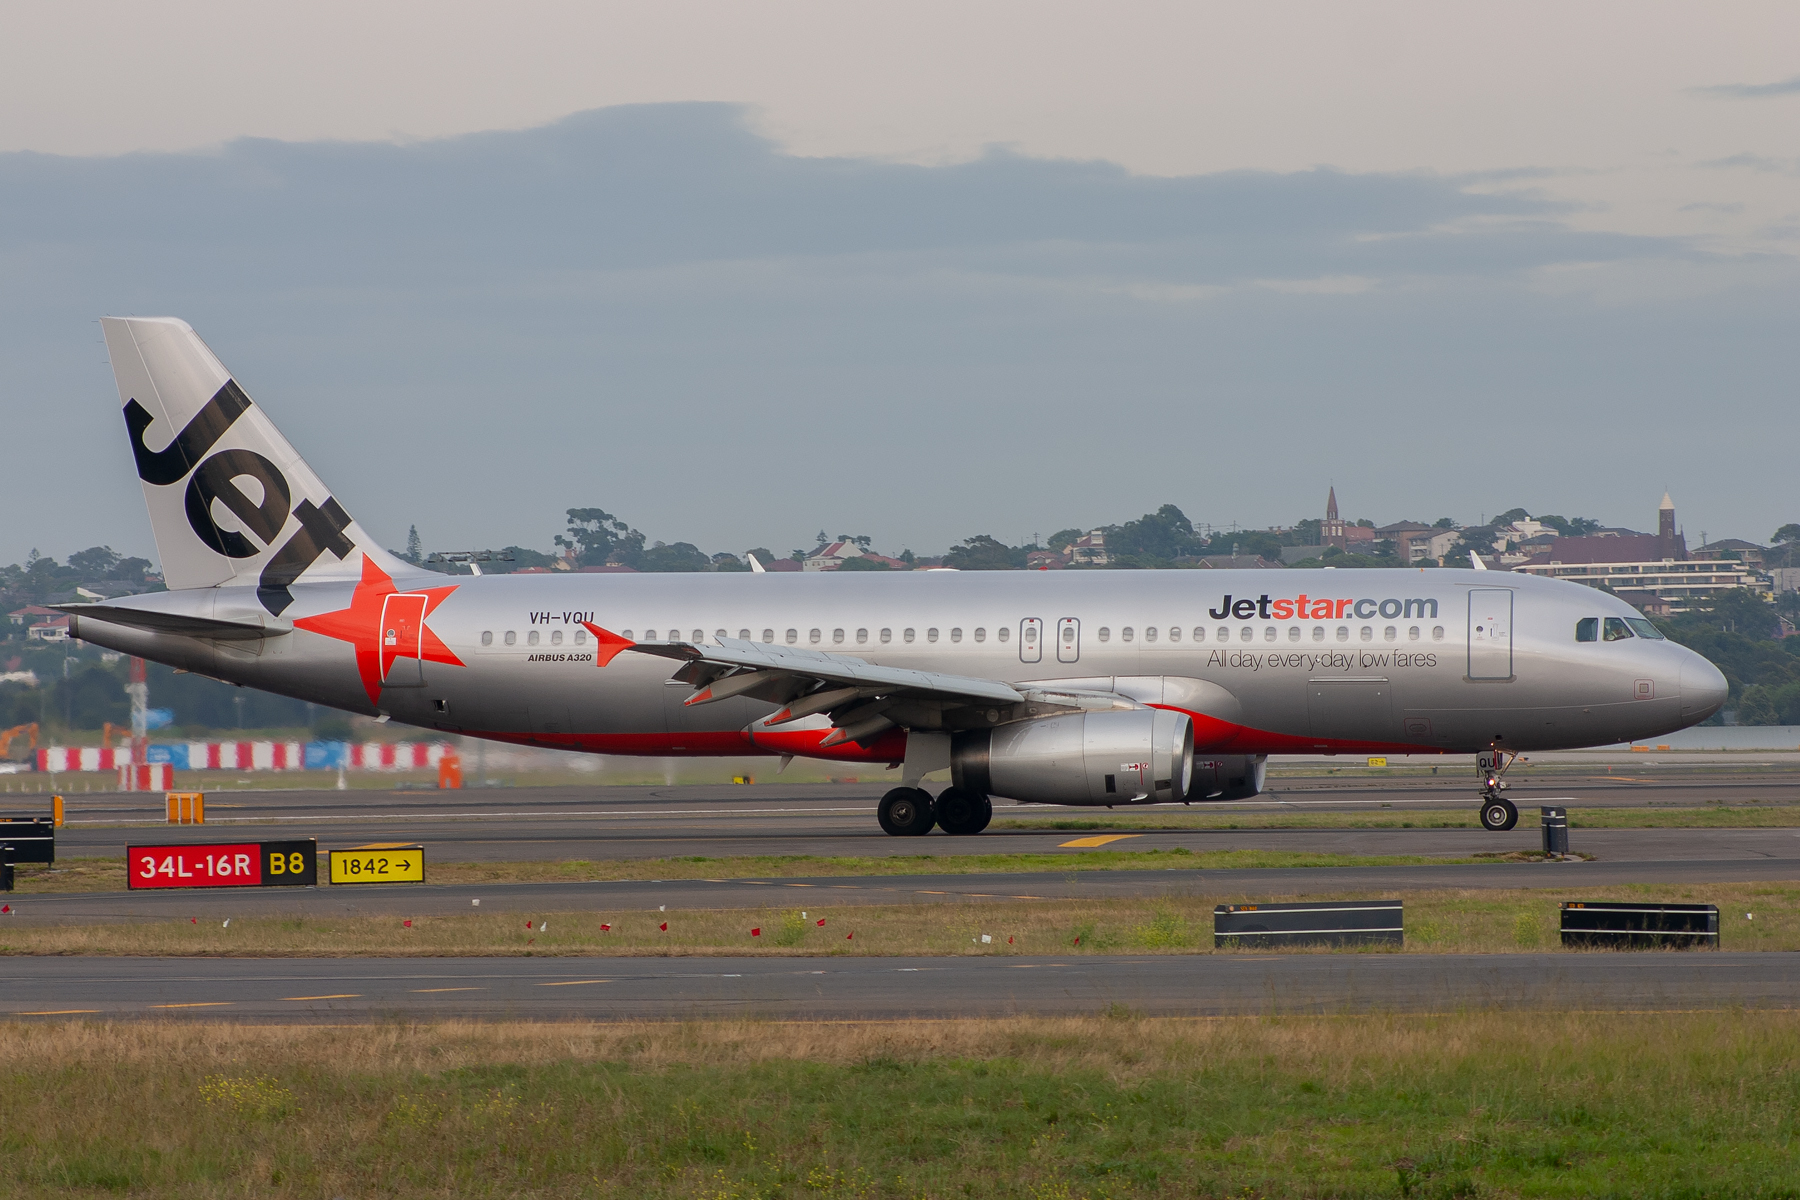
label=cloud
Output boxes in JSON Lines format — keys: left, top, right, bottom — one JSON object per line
{"left": 0, "top": 102, "right": 1787, "bottom": 564}
{"left": 1698, "top": 153, "right": 1798, "bottom": 174}
{"left": 1694, "top": 76, "right": 1800, "bottom": 99}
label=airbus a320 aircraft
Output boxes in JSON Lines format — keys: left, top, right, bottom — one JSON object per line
{"left": 63, "top": 317, "right": 1729, "bottom": 836}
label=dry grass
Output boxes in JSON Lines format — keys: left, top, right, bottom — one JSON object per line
{"left": 3, "top": 1011, "right": 1800, "bottom": 1196}
{"left": 2, "top": 881, "right": 1791, "bottom": 957}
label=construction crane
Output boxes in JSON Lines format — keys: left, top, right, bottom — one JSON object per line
{"left": 0, "top": 723, "right": 39, "bottom": 760}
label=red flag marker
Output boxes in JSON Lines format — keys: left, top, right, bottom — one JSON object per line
{"left": 403, "top": 920, "right": 412, "bottom": 928}
{"left": 526, "top": 921, "right": 533, "bottom": 929}
{"left": 816, "top": 918, "right": 826, "bottom": 926}
{"left": 846, "top": 931, "right": 853, "bottom": 940}
{"left": 600, "top": 923, "right": 611, "bottom": 932}
{"left": 1008, "top": 936, "right": 1014, "bottom": 944}
{"left": 751, "top": 928, "right": 761, "bottom": 937}
{"left": 659, "top": 922, "right": 668, "bottom": 932}
{"left": 191, "top": 917, "right": 197, "bottom": 924}
{"left": 1, "top": 905, "right": 9, "bottom": 914}
{"left": 1073, "top": 936, "right": 1081, "bottom": 946}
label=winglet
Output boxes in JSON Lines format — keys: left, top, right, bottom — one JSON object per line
{"left": 581, "top": 622, "right": 637, "bottom": 666}
{"left": 1470, "top": 551, "right": 1488, "bottom": 571}
{"left": 747, "top": 553, "right": 766, "bottom": 574}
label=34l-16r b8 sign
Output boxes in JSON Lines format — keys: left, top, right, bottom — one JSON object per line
{"left": 126, "top": 840, "right": 317, "bottom": 889}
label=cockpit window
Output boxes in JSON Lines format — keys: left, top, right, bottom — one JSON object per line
{"left": 1603, "top": 616, "right": 1634, "bottom": 641}
{"left": 1626, "top": 618, "right": 1666, "bottom": 640}
{"left": 1575, "top": 617, "right": 1598, "bottom": 643}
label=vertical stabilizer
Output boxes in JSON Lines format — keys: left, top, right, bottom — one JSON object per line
{"left": 101, "top": 316, "right": 412, "bottom": 613}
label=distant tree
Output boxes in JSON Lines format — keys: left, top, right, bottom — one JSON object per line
{"left": 496, "top": 546, "right": 556, "bottom": 571}
{"left": 944, "top": 535, "right": 1025, "bottom": 571}
{"left": 899, "top": 549, "right": 915, "bottom": 565}
{"left": 836, "top": 534, "right": 873, "bottom": 550}
{"left": 712, "top": 552, "right": 749, "bottom": 572}
{"left": 1287, "top": 519, "right": 1323, "bottom": 546}
{"left": 1433, "top": 517, "right": 1456, "bottom": 529}
{"left": 1494, "top": 507, "right": 1531, "bottom": 525}
{"left": 1774, "top": 524, "right": 1800, "bottom": 545}
{"left": 66, "top": 546, "right": 121, "bottom": 577}
{"left": 1354, "top": 518, "right": 1375, "bottom": 529}
{"left": 1108, "top": 505, "right": 1200, "bottom": 561}
{"left": 404, "top": 526, "right": 423, "bottom": 564}
{"left": 638, "top": 541, "right": 711, "bottom": 572}
{"left": 1046, "top": 529, "right": 1086, "bottom": 552}
{"left": 557, "top": 508, "right": 645, "bottom": 568}
{"left": 837, "top": 555, "right": 891, "bottom": 571}
{"left": 741, "top": 548, "right": 774, "bottom": 569}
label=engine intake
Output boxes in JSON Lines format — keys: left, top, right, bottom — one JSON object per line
{"left": 951, "top": 709, "right": 1194, "bottom": 805}
{"left": 1190, "top": 754, "right": 1267, "bottom": 800}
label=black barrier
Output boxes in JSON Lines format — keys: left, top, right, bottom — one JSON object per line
{"left": 1561, "top": 902, "right": 1718, "bottom": 949}
{"left": 1, "top": 845, "right": 12, "bottom": 892}
{"left": 1215, "top": 900, "right": 1403, "bottom": 948}
{"left": 0, "top": 817, "right": 53, "bottom": 865}
{"left": 1541, "top": 806, "right": 1568, "bottom": 856}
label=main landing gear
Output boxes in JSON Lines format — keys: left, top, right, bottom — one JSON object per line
{"left": 878, "top": 786, "right": 992, "bottom": 836}
{"left": 1476, "top": 748, "right": 1518, "bottom": 832}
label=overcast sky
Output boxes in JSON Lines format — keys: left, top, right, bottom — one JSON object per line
{"left": 3, "top": 2, "right": 1797, "bottom": 565}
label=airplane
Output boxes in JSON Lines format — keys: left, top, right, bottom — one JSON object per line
{"left": 61, "top": 317, "right": 1729, "bottom": 837}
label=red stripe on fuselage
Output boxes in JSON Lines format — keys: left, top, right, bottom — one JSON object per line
{"left": 1151, "top": 704, "right": 1445, "bottom": 757}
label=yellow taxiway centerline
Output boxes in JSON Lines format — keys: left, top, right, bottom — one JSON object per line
{"left": 1059, "top": 834, "right": 1143, "bottom": 848}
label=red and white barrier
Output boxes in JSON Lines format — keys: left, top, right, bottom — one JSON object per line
{"left": 37, "top": 747, "right": 132, "bottom": 772}
{"left": 117, "top": 763, "right": 175, "bottom": 791}
{"left": 346, "top": 742, "right": 447, "bottom": 769}
{"left": 39, "top": 741, "right": 450, "bottom": 773}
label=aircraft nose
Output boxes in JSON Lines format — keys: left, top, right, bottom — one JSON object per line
{"left": 1680, "top": 652, "right": 1729, "bottom": 722}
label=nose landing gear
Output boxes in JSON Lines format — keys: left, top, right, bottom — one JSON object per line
{"left": 1476, "top": 748, "right": 1518, "bottom": 831}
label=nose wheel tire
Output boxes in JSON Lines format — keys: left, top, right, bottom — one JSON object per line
{"left": 934, "top": 787, "right": 993, "bottom": 836}
{"left": 878, "top": 787, "right": 937, "bottom": 836}
{"left": 1480, "top": 798, "right": 1519, "bottom": 832}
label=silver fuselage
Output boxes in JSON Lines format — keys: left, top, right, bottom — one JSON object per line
{"left": 72, "top": 567, "right": 1728, "bottom": 773}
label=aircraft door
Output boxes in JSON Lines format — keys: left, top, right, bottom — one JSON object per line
{"left": 1468, "top": 590, "right": 1514, "bottom": 680}
{"left": 379, "top": 593, "right": 426, "bottom": 688}
{"left": 1019, "top": 618, "right": 1042, "bottom": 664}
{"left": 1057, "top": 617, "right": 1081, "bottom": 663}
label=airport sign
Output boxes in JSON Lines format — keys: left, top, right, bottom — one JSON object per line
{"left": 126, "top": 839, "right": 317, "bottom": 889}
{"left": 329, "top": 843, "right": 425, "bottom": 885}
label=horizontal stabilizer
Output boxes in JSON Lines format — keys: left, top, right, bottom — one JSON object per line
{"left": 56, "top": 602, "right": 290, "bottom": 642}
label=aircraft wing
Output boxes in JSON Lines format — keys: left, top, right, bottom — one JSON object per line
{"left": 583, "top": 625, "right": 1131, "bottom": 747}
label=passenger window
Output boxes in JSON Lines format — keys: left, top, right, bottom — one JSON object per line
{"left": 481, "top": 630, "right": 493, "bottom": 646}
{"left": 998, "top": 627, "right": 1010, "bottom": 642}
{"left": 1097, "top": 627, "right": 1111, "bottom": 642}
{"left": 1063, "top": 625, "right": 1075, "bottom": 643}
{"left": 1217, "top": 627, "right": 1230, "bottom": 642}
{"left": 504, "top": 630, "right": 517, "bottom": 646}
{"left": 1194, "top": 627, "right": 1206, "bottom": 642}
{"left": 693, "top": 629, "right": 703, "bottom": 642}
{"left": 974, "top": 628, "right": 986, "bottom": 642}
{"left": 1313, "top": 626, "right": 1324, "bottom": 642}
{"left": 738, "top": 629, "right": 750, "bottom": 640}
{"left": 950, "top": 628, "right": 962, "bottom": 643}
{"left": 551, "top": 629, "right": 563, "bottom": 645}
{"left": 904, "top": 628, "right": 915, "bottom": 643}
{"left": 645, "top": 630, "right": 657, "bottom": 642}
{"left": 618, "top": 630, "right": 631, "bottom": 641}
{"left": 1360, "top": 626, "right": 1373, "bottom": 642}
{"left": 881, "top": 628, "right": 893, "bottom": 643}
{"left": 1122, "top": 627, "right": 1134, "bottom": 642}
{"left": 1263, "top": 627, "right": 1276, "bottom": 643}
{"left": 528, "top": 630, "right": 541, "bottom": 646}
{"left": 832, "top": 628, "right": 844, "bottom": 644}
{"left": 1288, "top": 627, "right": 1300, "bottom": 642}
{"left": 715, "top": 629, "right": 727, "bottom": 641}
{"left": 1626, "top": 618, "right": 1665, "bottom": 640}
{"left": 856, "top": 628, "right": 868, "bottom": 644}
{"left": 809, "top": 629, "right": 821, "bottom": 643}
{"left": 1603, "top": 617, "right": 1634, "bottom": 642}
{"left": 1144, "top": 627, "right": 1156, "bottom": 643}
{"left": 1432, "top": 626, "right": 1445, "bottom": 641}
{"left": 1239, "top": 627, "right": 1253, "bottom": 643}
{"left": 1383, "top": 626, "right": 1395, "bottom": 642}
{"left": 1169, "top": 627, "right": 1180, "bottom": 642}
{"left": 787, "top": 629, "right": 799, "bottom": 644}
{"left": 575, "top": 629, "right": 588, "bottom": 645}
{"left": 1407, "top": 626, "right": 1419, "bottom": 641}
{"left": 1336, "top": 626, "right": 1349, "bottom": 642}
{"left": 928, "top": 628, "right": 940, "bottom": 643}
{"left": 761, "top": 629, "right": 774, "bottom": 643}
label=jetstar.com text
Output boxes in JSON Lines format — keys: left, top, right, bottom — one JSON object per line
{"left": 1208, "top": 594, "right": 1440, "bottom": 622}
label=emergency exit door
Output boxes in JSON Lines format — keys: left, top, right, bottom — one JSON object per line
{"left": 1057, "top": 617, "right": 1081, "bottom": 663}
{"left": 1019, "top": 618, "right": 1042, "bottom": 663}
{"left": 1467, "top": 589, "right": 1513, "bottom": 680}
{"left": 379, "top": 593, "right": 427, "bottom": 687}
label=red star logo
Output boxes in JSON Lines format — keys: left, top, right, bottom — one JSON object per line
{"left": 293, "top": 556, "right": 463, "bottom": 703}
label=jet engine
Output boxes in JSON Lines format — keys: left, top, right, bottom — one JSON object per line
{"left": 950, "top": 709, "right": 1193, "bottom": 805}
{"left": 1189, "top": 754, "right": 1267, "bottom": 800}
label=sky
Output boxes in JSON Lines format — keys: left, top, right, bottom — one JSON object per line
{"left": 3, "top": 2, "right": 1797, "bottom": 566}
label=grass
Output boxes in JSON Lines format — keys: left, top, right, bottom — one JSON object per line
{"left": 1, "top": 882, "right": 1789, "bottom": 957}
{"left": 4, "top": 1012, "right": 1800, "bottom": 1197}
{"left": 8, "top": 846, "right": 1549, "bottom": 896}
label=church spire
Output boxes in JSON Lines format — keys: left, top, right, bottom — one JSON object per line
{"left": 1326, "top": 486, "right": 1339, "bottom": 521}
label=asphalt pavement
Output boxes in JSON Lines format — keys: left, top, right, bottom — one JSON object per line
{"left": 5, "top": 952, "right": 1795, "bottom": 1020}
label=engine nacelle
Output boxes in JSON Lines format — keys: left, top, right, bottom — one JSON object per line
{"left": 950, "top": 709, "right": 1194, "bottom": 805}
{"left": 1189, "top": 754, "right": 1267, "bottom": 800}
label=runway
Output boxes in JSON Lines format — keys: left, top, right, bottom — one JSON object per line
{"left": 27, "top": 769, "right": 1800, "bottom": 864}
{"left": 5, "top": 952, "right": 1794, "bottom": 1020}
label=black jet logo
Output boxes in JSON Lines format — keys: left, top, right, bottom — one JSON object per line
{"left": 123, "top": 379, "right": 358, "bottom": 615}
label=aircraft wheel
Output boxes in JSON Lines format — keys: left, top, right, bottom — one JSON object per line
{"left": 934, "top": 787, "right": 993, "bottom": 835}
{"left": 878, "top": 787, "right": 936, "bottom": 836}
{"left": 1479, "top": 798, "right": 1518, "bottom": 832}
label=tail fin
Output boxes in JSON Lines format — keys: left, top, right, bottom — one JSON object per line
{"left": 102, "top": 316, "right": 412, "bottom": 614}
